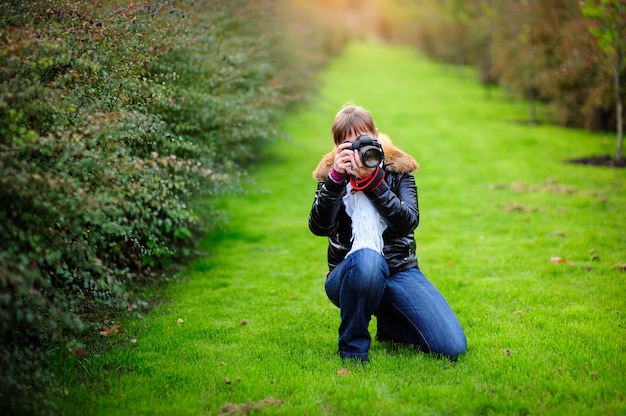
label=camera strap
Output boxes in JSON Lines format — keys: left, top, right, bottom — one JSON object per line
{"left": 349, "top": 165, "right": 385, "bottom": 192}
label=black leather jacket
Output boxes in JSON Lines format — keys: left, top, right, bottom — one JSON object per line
{"left": 308, "top": 170, "right": 420, "bottom": 275}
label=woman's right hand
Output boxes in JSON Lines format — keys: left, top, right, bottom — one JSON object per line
{"left": 334, "top": 142, "right": 356, "bottom": 174}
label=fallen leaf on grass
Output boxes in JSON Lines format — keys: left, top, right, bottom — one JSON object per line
{"left": 336, "top": 368, "right": 352, "bottom": 377}
{"left": 99, "top": 324, "right": 120, "bottom": 336}
{"left": 177, "top": 318, "right": 184, "bottom": 324}
{"left": 505, "top": 203, "right": 536, "bottom": 213}
{"left": 614, "top": 263, "right": 626, "bottom": 272}
{"left": 218, "top": 397, "right": 283, "bottom": 416}
{"left": 589, "top": 248, "right": 600, "bottom": 261}
{"left": 513, "top": 307, "right": 532, "bottom": 315}
{"left": 550, "top": 257, "right": 566, "bottom": 264}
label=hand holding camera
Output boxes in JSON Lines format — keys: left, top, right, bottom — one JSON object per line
{"left": 334, "top": 134, "right": 384, "bottom": 178}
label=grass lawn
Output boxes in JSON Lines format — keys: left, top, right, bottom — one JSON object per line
{"left": 56, "top": 41, "right": 626, "bottom": 415}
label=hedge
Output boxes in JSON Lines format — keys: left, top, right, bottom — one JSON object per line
{"left": 0, "top": 0, "right": 349, "bottom": 414}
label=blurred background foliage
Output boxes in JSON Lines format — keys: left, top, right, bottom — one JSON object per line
{"left": 291, "top": 0, "right": 624, "bottom": 153}
{"left": 404, "top": 0, "right": 624, "bottom": 137}
{"left": 341, "top": 0, "right": 624, "bottom": 134}
{"left": 0, "top": 0, "right": 623, "bottom": 414}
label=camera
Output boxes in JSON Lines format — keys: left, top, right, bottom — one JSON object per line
{"left": 347, "top": 134, "right": 384, "bottom": 168}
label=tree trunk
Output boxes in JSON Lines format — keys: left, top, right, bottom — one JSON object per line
{"left": 456, "top": 30, "right": 465, "bottom": 79}
{"left": 528, "top": 43, "right": 537, "bottom": 125}
{"left": 615, "top": 46, "right": 623, "bottom": 162}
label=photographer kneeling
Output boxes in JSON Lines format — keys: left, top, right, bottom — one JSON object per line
{"left": 308, "top": 104, "right": 467, "bottom": 362}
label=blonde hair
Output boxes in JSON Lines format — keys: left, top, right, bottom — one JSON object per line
{"left": 331, "top": 105, "right": 376, "bottom": 146}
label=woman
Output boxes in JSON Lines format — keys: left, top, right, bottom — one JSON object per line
{"left": 309, "top": 105, "right": 467, "bottom": 362}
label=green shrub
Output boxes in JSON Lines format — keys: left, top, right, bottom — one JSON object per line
{"left": 0, "top": 0, "right": 348, "bottom": 413}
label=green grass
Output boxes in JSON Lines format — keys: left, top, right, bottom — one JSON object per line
{"left": 55, "top": 42, "right": 626, "bottom": 415}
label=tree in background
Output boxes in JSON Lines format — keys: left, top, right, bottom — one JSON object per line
{"left": 398, "top": 0, "right": 620, "bottom": 142}
{"left": 521, "top": 0, "right": 538, "bottom": 124}
{"left": 582, "top": 0, "right": 625, "bottom": 162}
{"left": 449, "top": 0, "right": 471, "bottom": 77}
{"left": 472, "top": 0, "right": 498, "bottom": 98}
{"left": 299, "top": 0, "right": 625, "bottom": 152}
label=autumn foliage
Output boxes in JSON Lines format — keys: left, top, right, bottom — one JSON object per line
{"left": 364, "top": 0, "right": 625, "bottom": 136}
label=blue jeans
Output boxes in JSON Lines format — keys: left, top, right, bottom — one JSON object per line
{"left": 325, "top": 248, "right": 467, "bottom": 361}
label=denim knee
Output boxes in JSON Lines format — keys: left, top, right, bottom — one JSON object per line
{"left": 436, "top": 333, "right": 467, "bottom": 360}
{"left": 345, "top": 249, "right": 387, "bottom": 294}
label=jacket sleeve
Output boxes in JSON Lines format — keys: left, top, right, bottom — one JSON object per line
{"left": 365, "top": 172, "right": 419, "bottom": 236}
{"left": 308, "top": 176, "right": 347, "bottom": 236}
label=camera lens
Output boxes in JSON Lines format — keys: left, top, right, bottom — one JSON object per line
{"left": 361, "top": 147, "right": 382, "bottom": 168}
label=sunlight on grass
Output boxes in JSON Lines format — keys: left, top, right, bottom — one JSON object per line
{"left": 57, "top": 42, "right": 626, "bottom": 415}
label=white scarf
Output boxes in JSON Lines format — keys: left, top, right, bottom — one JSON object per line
{"left": 343, "top": 183, "right": 387, "bottom": 257}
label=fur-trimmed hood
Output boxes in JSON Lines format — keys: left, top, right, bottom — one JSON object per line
{"left": 312, "top": 133, "right": 419, "bottom": 181}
